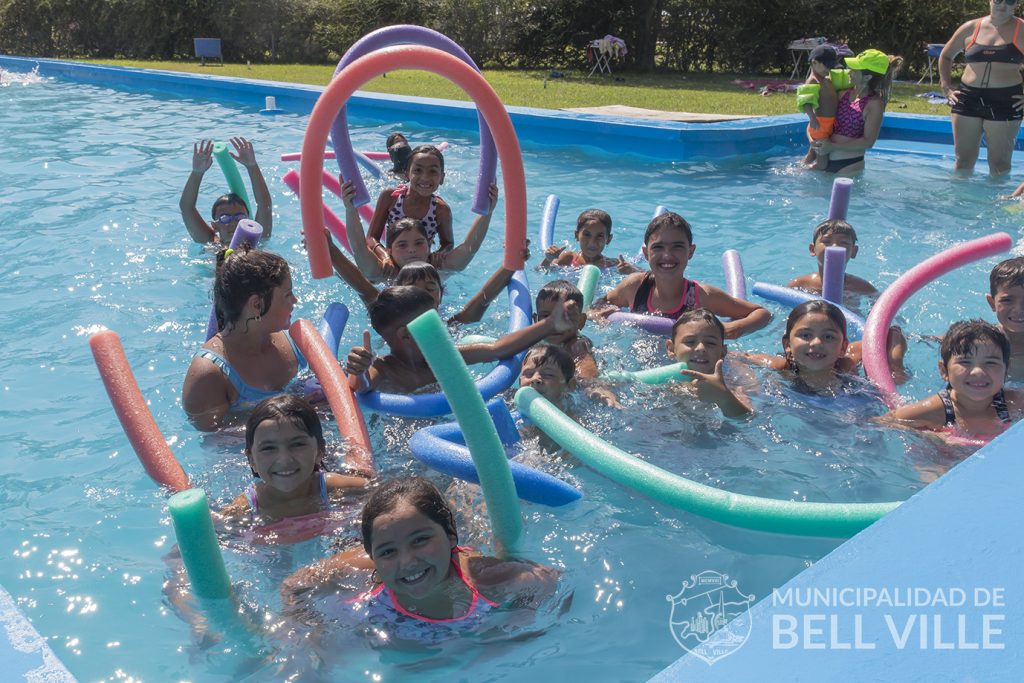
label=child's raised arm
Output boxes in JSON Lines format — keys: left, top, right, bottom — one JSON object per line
{"left": 699, "top": 285, "right": 772, "bottom": 339}
{"left": 449, "top": 240, "right": 530, "bottom": 324}
{"left": 433, "top": 197, "right": 455, "bottom": 253}
{"left": 439, "top": 184, "right": 498, "bottom": 272}
{"left": 326, "top": 231, "right": 380, "bottom": 305}
{"left": 180, "top": 139, "right": 216, "bottom": 243}
{"left": 230, "top": 137, "right": 273, "bottom": 238}
{"left": 366, "top": 189, "right": 396, "bottom": 252}
{"left": 341, "top": 180, "right": 387, "bottom": 281}
{"left": 459, "top": 296, "right": 577, "bottom": 365}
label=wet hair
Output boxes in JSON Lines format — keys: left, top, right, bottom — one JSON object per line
{"left": 811, "top": 219, "right": 858, "bottom": 245}
{"left": 385, "top": 216, "right": 430, "bottom": 249}
{"left": 395, "top": 261, "right": 444, "bottom": 300}
{"left": 536, "top": 279, "right": 584, "bottom": 309}
{"left": 575, "top": 209, "right": 612, "bottom": 236}
{"left": 213, "top": 245, "right": 289, "bottom": 332}
{"left": 361, "top": 477, "right": 458, "bottom": 554}
{"left": 368, "top": 285, "right": 435, "bottom": 334}
{"left": 523, "top": 343, "right": 575, "bottom": 383}
{"left": 643, "top": 211, "right": 693, "bottom": 245}
{"left": 671, "top": 308, "right": 726, "bottom": 342}
{"left": 387, "top": 132, "right": 412, "bottom": 175}
{"left": 861, "top": 55, "right": 904, "bottom": 106}
{"left": 940, "top": 319, "right": 1010, "bottom": 368}
{"left": 244, "top": 394, "right": 325, "bottom": 477}
{"left": 211, "top": 193, "right": 249, "bottom": 219}
{"left": 784, "top": 300, "right": 848, "bottom": 342}
{"left": 989, "top": 256, "right": 1024, "bottom": 296}
{"left": 408, "top": 144, "right": 445, "bottom": 173}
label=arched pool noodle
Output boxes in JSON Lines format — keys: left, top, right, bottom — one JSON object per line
{"left": 290, "top": 318, "right": 375, "bottom": 475}
{"left": 751, "top": 282, "right": 865, "bottom": 341}
{"left": 577, "top": 264, "right": 600, "bottom": 309}
{"left": 607, "top": 311, "right": 675, "bottom": 336}
{"left": 205, "top": 219, "right": 265, "bottom": 340}
{"left": 168, "top": 488, "right": 232, "bottom": 599}
{"left": 721, "top": 249, "right": 746, "bottom": 300}
{"left": 862, "top": 232, "right": 1014, "bottom": 401}
{"left": 828, "top": 177, "right": 853, "bottom": 221}
{"left": 89, "top": 330, "right": 190, "bottom": 492}
{"left": 408, "top": 399, "right": 583, "bottom": 507}
{"left": 407, "top": 309, "right": 523, "bottom": 555}
{"left": 282, "top": 170, "right": 352, "bottom": 253}
{"left": 357, "top": 269, "right": 533, "bottom": 416}
{"left": 821, "top": 246, "right": 847, "bottom": 305}
{"left": 605, "top": 361, "right": 690, "bottom": 385}
{"left": 515, "top": 387, "right": 900, "bottom": 536}
{"left": 213, "top": 142, "right": 251, "bottom": 214}
{"left": 538, "top": 194, "right": 559, "bottom": 251}
{"left": 320, "top": 170, "right": 376, "bottom": 224}
{"left": 329, "top": 26, "right": 496, "bottom": 215}
{"left": 302, "top": 45, "right": 526, "bottom": 279}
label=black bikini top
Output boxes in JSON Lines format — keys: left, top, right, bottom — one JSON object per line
{"left": 964, "top": 18, "right": 1024, "bottom": 64}
{"left": 937, "top": 388, "right": 1011, "bottom": 427}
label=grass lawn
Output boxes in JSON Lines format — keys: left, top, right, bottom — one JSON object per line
{"left": 78, "top": 58, "right": 952, "bottom": 117}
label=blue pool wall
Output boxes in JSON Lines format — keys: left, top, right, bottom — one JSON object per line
{"left": 2, "top": 55, "right": 1021, "bottom": 681}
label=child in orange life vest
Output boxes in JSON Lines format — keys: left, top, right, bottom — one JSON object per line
{"left": 799, "top": 45, "right": 841, "bottom": 169}
{"left": 540, "top": 209, "right": 639, "bottom": 274}
{"left": 592, "top": 212, "right": 772, "bottom": 339}
{"left": 219, "top": 395, "right": 368, "bottom": 524}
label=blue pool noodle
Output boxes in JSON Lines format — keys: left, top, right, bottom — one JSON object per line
{"left": 752, "top": 282, "right": 865, "bottom": 340}
{"left": 408, "top": 399, "right": 582, "bottom": 507}
{"left": 539, "top": 194, "right": 559, "bottom": 251}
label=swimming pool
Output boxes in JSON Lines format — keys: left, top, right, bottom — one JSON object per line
{"left": 1, "top": 62, "right": 1022, "bottom": 681}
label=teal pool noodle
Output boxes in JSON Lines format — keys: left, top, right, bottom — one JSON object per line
{"left": 577, "top": 264, "right": 600, "bottom": 309}
{"left": 168, "top": 488, "right": 232, "bottom": 599}
{"left": 213, "top": 142, "right": 252, "bottom": 214}
{"left": 515, "top": 387, "right": 900, "bottom": 537}
{"left": 406, "top": 309, "right": 523, "bottom": 555}
{"left": 605, "top": 361, "right": 690, "bottom": 385}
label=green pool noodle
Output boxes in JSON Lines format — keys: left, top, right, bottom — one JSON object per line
{"left": 213, "top": 142, "right": 252, "bottom": 214}
{"left": 515, "top": 387, "right": 900, "bottom": 537}
{"left": 605, "top": 361, "right": 691, "bottom": 385}
{"left": 168, "top": 488, "right": 232, "bottom": 599}
{"left": 577, "top": 264, "right": 600, "bottom": 309}
{"left": 407, "top": 309, "right": 523, "bottom": 556}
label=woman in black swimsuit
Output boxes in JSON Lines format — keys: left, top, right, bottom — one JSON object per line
{"left": 940, "top": 0, "right": 1024, "bottom": 175}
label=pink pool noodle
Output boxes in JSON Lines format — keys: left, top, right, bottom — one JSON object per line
{"left": 828, "top": 177, "right": 853, "bottom": 220}
{"left": 282, "top": 170, "right": 351, "bottom": 253}
{"left": 301, "top": 45, "right": 527, "bottom": 278}
{"left": 862, "top": 232, "right": 1013, "bottom": 403}
{"left": 289, "top": 319, "right": 375, "bottom": 476}
{"left": 821, "top": 246, "right": 847, "bottom": 304}
{"left": 89, "top": 330, "right": 190, "bottom": 492}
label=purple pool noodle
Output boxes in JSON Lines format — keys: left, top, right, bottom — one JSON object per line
{"left": 721, "top": 249, "right": 746, "bottom": 300}
{"left": 821, "top": 246, "right": 847, "bottom": 305}
{"left": 607, "top": 311, "right": 675, "bottom": 336}
{"left": 205, "top": 220, "right": 263, "bottom": 340}
{"left": 328, "top": 25, "right": 496, "bottom": 214}
{"left": 827, "top": 177, "right": 853, "bottom": 220}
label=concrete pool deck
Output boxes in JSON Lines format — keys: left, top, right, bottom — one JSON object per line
{"left": 1, "top": 55, "right": 1021, "bottom": 681}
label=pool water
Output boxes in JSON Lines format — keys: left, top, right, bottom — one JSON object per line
{"left": 2, "top": 71, "right": 1022, "bottom": 682}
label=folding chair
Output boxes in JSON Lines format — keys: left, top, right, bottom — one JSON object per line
{"left": 917, "top": 44, "right": 945, "bottom": 85}
{"left": 787, "top": 37, "right": 827, "bottom": 80}
{"left": 587, "top": 40, "right": 612, "bottom": 77}
{"left": 194, "top": 38, "right": 223, "bottom": 66}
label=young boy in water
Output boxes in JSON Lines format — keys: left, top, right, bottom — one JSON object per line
{"left": 788, "top": 219, "right": 877, "bottom": 296}
{"left": 179, "top": 137, "right": 272, "bottom": 244}
{"left": 987, "top": 256, "right": 1024, "bottom": 381}
{"left": 345, "top": 286, "right": 578, "bottom": 393}
{"left": 668, "top": 309, "right": 752, "bottom": 417}
{"left": 592, "top": 212, "right": 771, "bottom": 339}
{"left": 540, "top": 209, "right": 639, "bottom": 273}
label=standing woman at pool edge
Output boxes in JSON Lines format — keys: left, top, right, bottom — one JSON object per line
{"left": 941, "top": 0, "right": 1024, "bottom": 176}
{"left": 182, "top": 247, "right": 306, "bottom": 431}
{"left": 813, "top": 49, "right": 903, "bottom": 175}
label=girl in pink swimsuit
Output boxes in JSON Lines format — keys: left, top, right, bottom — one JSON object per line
{"left": 283, "top": 477, "right": 560, "bottom": 643}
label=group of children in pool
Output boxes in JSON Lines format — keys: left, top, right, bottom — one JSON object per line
{"left": 175, "top": 133, "right": 1023, "bottom": 641}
